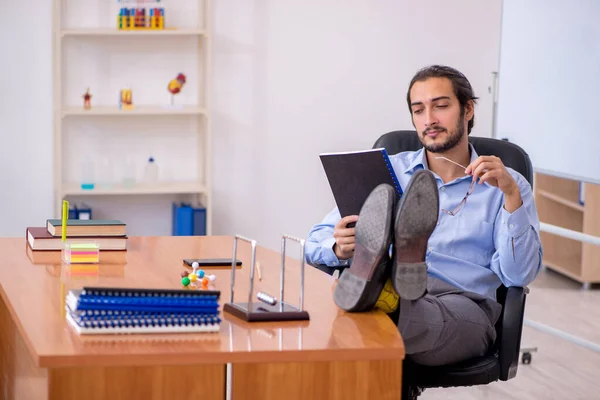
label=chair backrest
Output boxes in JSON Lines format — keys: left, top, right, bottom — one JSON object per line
{"left": 372, "top": 130, "right": 533, "bottom": 185}
{"left": 374, "top": 130, "right": 533, "bottom": 376}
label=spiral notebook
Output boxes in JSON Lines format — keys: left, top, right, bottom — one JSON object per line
{"left": 319, "top": 148, "right": 403, "bottom": 219}
{"left": 65, "top": 287, "right": 221, "bottom": 335}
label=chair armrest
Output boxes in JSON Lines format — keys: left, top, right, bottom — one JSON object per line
{"left": 498, "top": 286, "right": 528, "bottom": 381}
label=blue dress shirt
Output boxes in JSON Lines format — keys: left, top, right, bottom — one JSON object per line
{"left": 305, "top": 145, "right": 543, "bottom": 300}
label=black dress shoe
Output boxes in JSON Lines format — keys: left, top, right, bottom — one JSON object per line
{"left": 391, "top": 169, "right": 439, "bottom": 300}
{"left": 333, "top": 183, "right": 397, "bottom": 312}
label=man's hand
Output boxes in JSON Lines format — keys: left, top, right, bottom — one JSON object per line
{"left": 465, "top": 155, "right": 522, "bottom": 213}
{"left": 333, "top": 215, "right": 359, "bottom": 260}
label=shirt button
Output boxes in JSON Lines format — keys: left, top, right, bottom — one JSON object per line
{"left": 440, "top": 187, "right": 445, "bottom": 191}
{"left": 428, "top": 247, "right": 433, "bottom": 252}
{"left": 437, "top": 221, "right": 440, "bottom": 226}
{"left": 509, "top": 224, "right": 515, "bottom": 229}
{"left": 426, "top": 262, "right": 431, "bottom": 267}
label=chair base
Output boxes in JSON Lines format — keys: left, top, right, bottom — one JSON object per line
{"left": 402, "top": 385, "right": 424, "bottom": 400}
{"left": 402, "top": 355, "right": 501, "bottom": 398}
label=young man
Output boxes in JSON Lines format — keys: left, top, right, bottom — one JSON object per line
{"left": 305, "top": 65, "right": 543, "bottom": 366}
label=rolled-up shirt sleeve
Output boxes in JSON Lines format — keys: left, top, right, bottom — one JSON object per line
{"left": 490, "top": 173, "right": 543, "bottom": 287}
{"left": 305, "top": 207, "right": 351, "bottom": 267}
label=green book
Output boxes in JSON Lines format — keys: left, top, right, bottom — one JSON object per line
{"left": 46, "top": 219, "right": 126, "bottom": 237}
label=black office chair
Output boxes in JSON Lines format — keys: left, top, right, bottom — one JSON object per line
{"left": 371, "top": 130, "right": 532, "bottom": 399}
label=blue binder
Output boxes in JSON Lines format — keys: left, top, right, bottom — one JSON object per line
{"left": 172, "top": 203, "right": 206, "bottom": 236}
{"left": 68, "top": 203, "right": 93, "bottom": 220}
{"left": 77, "top": 203, "right": 92, "bottom": 220}
{"left": 68, "top": 205, "right": 78, "bottom": 219}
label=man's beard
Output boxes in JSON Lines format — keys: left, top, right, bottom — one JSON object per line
{"left": 421, "top": 116, "right": 466, "bottom": 153}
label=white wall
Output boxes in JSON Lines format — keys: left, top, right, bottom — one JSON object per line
{"left": 0, "top": 1, "right": 54, "bottom": 236}
{"left": 1, "top": 1, "right": 502, "bottom": 256}
{"left": 210, "top": 0, "right": 502, "bottom": 251}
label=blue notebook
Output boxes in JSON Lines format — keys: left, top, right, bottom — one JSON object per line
{"left": 65, "top": 287, "right": 221, "bottom": 335}
{"left": 319, "top": 148, "right": 403, "bottom": 219}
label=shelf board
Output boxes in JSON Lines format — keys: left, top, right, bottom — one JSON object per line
{"left": 536, "top": 189, "right": 585, "bottom": 212}
{"left": 62, "top": 182, "right": 206, "bottom": 196}
{"left": 61, "top": 105, "right": 207, "bottom": 117}
{"left": 61, "top": 28, "right": 206, "bottom": 37}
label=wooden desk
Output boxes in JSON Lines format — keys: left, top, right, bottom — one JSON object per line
{"left": 0, "top": 236, "right": 404, "bottom": 399}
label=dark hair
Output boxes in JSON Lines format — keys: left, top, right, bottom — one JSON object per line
{"left": 406, "top": 65, "right": 479, "bottom": 134}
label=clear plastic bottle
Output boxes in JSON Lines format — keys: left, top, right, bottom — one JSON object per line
{"left": 97, "top": 157, "right": 114, "bottom": 189}
{"left": 144, "top": 157, "right": 159, "bottom": 184}
{"left": 121, "top": 157, "right": 136, "bottom": 188}
{"left": 81, "top": 157, "right": 95, "bottom": 190}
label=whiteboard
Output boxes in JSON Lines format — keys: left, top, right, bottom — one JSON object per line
{"left": 495, "top": 0, "right": 600, "bottom": 184}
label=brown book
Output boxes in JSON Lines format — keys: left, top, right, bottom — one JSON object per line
{"left": 46, "top": 219, "right": 126, "bottom": 237}
{"left": 27, "top": 227, "right": 128, "bottom": 250}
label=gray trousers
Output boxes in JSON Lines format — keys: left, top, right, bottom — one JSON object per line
{"left": 395, "top": 276, "right": 502, "bottom": 366}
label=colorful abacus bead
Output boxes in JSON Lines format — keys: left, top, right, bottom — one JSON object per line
{"left": 188, "top": 273, "right": 197, "bottom": 282}
{"left": 196, "top": 269, "right": 205, "bottom": 278}
{"left": 201, "top": 277, "right": 209, "bottom": 286}
{"left": 191, "top": 261, "right": 199, "bottom": 271}
{"left": 181, "top": 271, "right": 189, "bottom": 278}
{"left": 208, "top": 274, "right": 216, "bottom": 282}
{"left": 182, "top": 277, "right": 190, "bottom": 286}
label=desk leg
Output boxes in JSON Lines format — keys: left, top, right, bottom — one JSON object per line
{"left": 232, "top": 359, "right": 402, "bottom": 400}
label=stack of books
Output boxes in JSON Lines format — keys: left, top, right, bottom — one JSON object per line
{"left": 65, "top": 287, "right": 221, "bottom": 335}
{"left": 26, "top": 219, "right": 128, "bottom": 251}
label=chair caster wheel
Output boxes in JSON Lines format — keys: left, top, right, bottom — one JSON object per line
{"left": 522, "top": 352, "right": 532, "bottom": 364}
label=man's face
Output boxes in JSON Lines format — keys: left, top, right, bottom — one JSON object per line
{"left": 409, "top": 77, "right": 472, "bottom": 153}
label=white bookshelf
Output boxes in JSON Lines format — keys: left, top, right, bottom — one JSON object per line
{"left": 53, "top": 0, "right": 212, "bottom": 235}
{"left": 62, "top": 181, "right": 207, "bottom": 196}
{"left": 60, "top": 28, "right": 206, "bottom": 37}
{"left": 61, "top": 105, "right": 207, "bottom": 117}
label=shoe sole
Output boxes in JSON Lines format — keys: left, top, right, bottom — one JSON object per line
{"left": 333, "top": 184, "right": 396, "bottom": 312}
{"left": 392, "top": 170, "right": 439, "bottom": 300}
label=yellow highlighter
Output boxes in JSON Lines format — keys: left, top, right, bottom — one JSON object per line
{"left": 62, "top": 200, "right": 68, "bottom": 242}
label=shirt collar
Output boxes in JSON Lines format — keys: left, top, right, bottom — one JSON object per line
{"left": 403, "top": 143, "right": 492, "bottom": 187}
{"left": 403, "top": 147, "right": 427, "bottom": 173}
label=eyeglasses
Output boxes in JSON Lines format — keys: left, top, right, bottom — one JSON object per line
{"left": 435, "top": 156, "right": 476, "bottom": 216}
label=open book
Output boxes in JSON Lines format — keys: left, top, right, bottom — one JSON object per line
{"left": 319, "top": 148, "right": 403, "bottom": 219}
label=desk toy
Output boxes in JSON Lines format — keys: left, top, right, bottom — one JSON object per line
{"left": 180, "top": 262, "right": 216, "bottom": 288}
{"left": 117, "top": 0, "right": 166, "bottom": 30}
{"left": 167, "top": 73, "right": 186, "bottom": 107}
{"left": 223, "top": 234, "right": 310, "bottom": 322}
{"left": 119, "top": 87, "right": 134, "bottom": 110}
{"left": 82, "top": 88, "right": 92, "bottom": 110}
{"left": 257, "top": 291, "right": 277, "bottom": 306}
